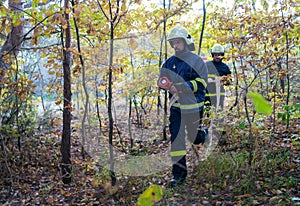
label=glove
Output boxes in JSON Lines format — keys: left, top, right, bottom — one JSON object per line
{"left": 220, "top": 75, "right": 231, "bottom": 86}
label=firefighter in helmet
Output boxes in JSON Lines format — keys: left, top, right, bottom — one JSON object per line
{"left": 205, "top": 44, "right": 231, "bottom": 146}
{"left": 205, "top": 44, "right": 231, "bottom": 110}
{"left": 158, "top": 25, "right": 208, "bottom": 187}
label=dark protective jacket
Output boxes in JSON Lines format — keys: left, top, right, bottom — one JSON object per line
{"left": 205, "top": 60, "right": 231, "bottom": 107}
{"left": 160, "top": 51, "right": 208, "bottom": 113}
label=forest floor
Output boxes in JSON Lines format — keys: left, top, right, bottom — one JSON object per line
{"left": 0, "top": 115, "right": 299, "bottom": 205}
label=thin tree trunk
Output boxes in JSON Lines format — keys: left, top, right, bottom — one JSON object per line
{"left": 108, "top": 24, "right": 116, "bottom": 186}
{"left": 71, "top": 0, "right": 89, "bottom": 159}
{"left": 229, "top": 54, "right": 239, "bottom": 111}
{"left": 97, "top": 0, "right": 126, "bottom": 186}
{"left": 284, "top": 32, "right": 290, "bottom": 129}
{"left": 61, "top": 0, "right": 72, "bottom": 184}
{"left": 243, "top": 90, "right": 254, "bottom": 193}
{"left": 157, "top": 34, "right": 163, "bottom": 124}
{"left": 38, "top": 66, "right": 46, "bottom": 112}
{"left": 280, "top": 0, "right": 290, "bottom": 128}
{"left": 197, "top": 0, "right": 206, "bottom": 56}
{"left": 161, "top": 0, "right": 169, "bottom": 141}
{"left": 128, "top": 98, "right": 134, "bottom": 151}
{"left": 95, "top": 81, "right": 103, "bottom": 136}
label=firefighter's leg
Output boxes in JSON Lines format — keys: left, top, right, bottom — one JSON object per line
{"left": 204, "top": 94, "right": 212, "bottom": 119}
{"left": 210, "top": 95, "right": 217, "bottom": 111}
{"left": 186, "top": 110, "right": 207, "bottom": 145}
{"left": 169, "top": 109, "right": 187, "bottom": 181}
{"left": 219, "top": 94, "right": 225, "bottom": 110}
{"left": 218, "top": 94, "right": 227, "bottom": 145}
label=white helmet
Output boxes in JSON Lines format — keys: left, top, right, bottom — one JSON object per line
{"left": 167, "top": 25, "right": 195, "bottom": 51}
{"left": 211, "top": 44, "right": 225, "bottom": 54}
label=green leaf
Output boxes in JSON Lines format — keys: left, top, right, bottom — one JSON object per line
{"left": 281, "top": 113, "right": 287, "bottom": 123}
{"left": 137, "top": 184, "right": 163, "bottom": 206}
{"left": 284, "top": 105, "right": 291, "bottom": 111}
{"left": 247, "top": 92, "right": 272, "bottom": 116}
{"left": 239, "top": 122, "right": 246, "bottom": 129}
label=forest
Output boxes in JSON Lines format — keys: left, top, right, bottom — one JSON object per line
{"left": 0, "top": 0, "right": 299, "bottom": 205}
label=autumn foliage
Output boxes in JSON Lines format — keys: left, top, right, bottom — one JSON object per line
{"left": 0, "top": 0, "right": 299, "bottom": 205}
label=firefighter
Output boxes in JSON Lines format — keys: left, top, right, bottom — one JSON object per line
{"left": 205, "top": 44, "right": 231, "bottom": 110}
{"left": 205, "top": 44, "right": 231, "bottom": 145}
{"left": 158, "top": 25, "right": 208, "bottom": 187}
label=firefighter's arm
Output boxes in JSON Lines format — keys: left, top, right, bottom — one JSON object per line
{"left": 187, "top": 77, "right": 207, "bottom": 92}
{"left": 188, "top": 59, "right": 208, "bottom": 92}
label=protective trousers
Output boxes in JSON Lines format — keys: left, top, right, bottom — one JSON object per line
{"left": 206, "top": 84, "right": 226, "bottom": 110}
{"left": 169, "top": 108, "right": 206, "bottom": 179}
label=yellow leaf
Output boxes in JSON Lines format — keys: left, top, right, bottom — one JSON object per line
{"left": 45, "top": 11, "right": 52, "bottom": 16}
{"left": 62, "top": 24, "right": 68, "bottom": 29}
{"left": 138, "top": 184, "right": 163, "bottom": 206}
{"left": 30, "top": 37, "right": 37, "bottom": 45}
{"left": 56, "top": 71, "right": 62, "bottom": 77}
{"left": 52, "top": 118, "right": 62, "bottom": 126}
{"left": 129, "top": 38, "right": 138, "bottom": 50}
{"left": 0, "top": 5, "right": 9, "bottom": 14}
{"left": 13, "top": 19, "right": 22, "bottom": 27}
{"left": 5, "top": 26, "right": 11, "bottom": 33}
{"left": 65, "top": 8, "right": 71, "bottom": 14}
{"left": 223, "top": 180, "right": 227, "bottom": 188}
{"left": 91, "top": 179, "right": 100, "bottom": 187}
{"left": 64, "top": 193, "right": 71, "bottom": 197}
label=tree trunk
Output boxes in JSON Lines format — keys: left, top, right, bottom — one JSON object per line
{"left": 128, "top": 98, "right": 134, "bottom": 151}
{"left": 243, "top": 90, "right": 254, "bottom": 193}
{"left": 161, "top": 0, "right": 169, "bottom": 141}
{"left": 0, "top": 0, "right": 24, "bottom": 85}
{"left": 108, "top": 22, "right": 117, "bottom": 186}
{"left": 71, "top": 0, "right": 89, "bottom": 159}
{"left": 197, "top": 0, "right": 206, "bottom": 56}
{"left": 61, "top": 0, "right": 72, "bottom": 184}
{"left": 95, "top": 81, "right": 103, "bottom": 136}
